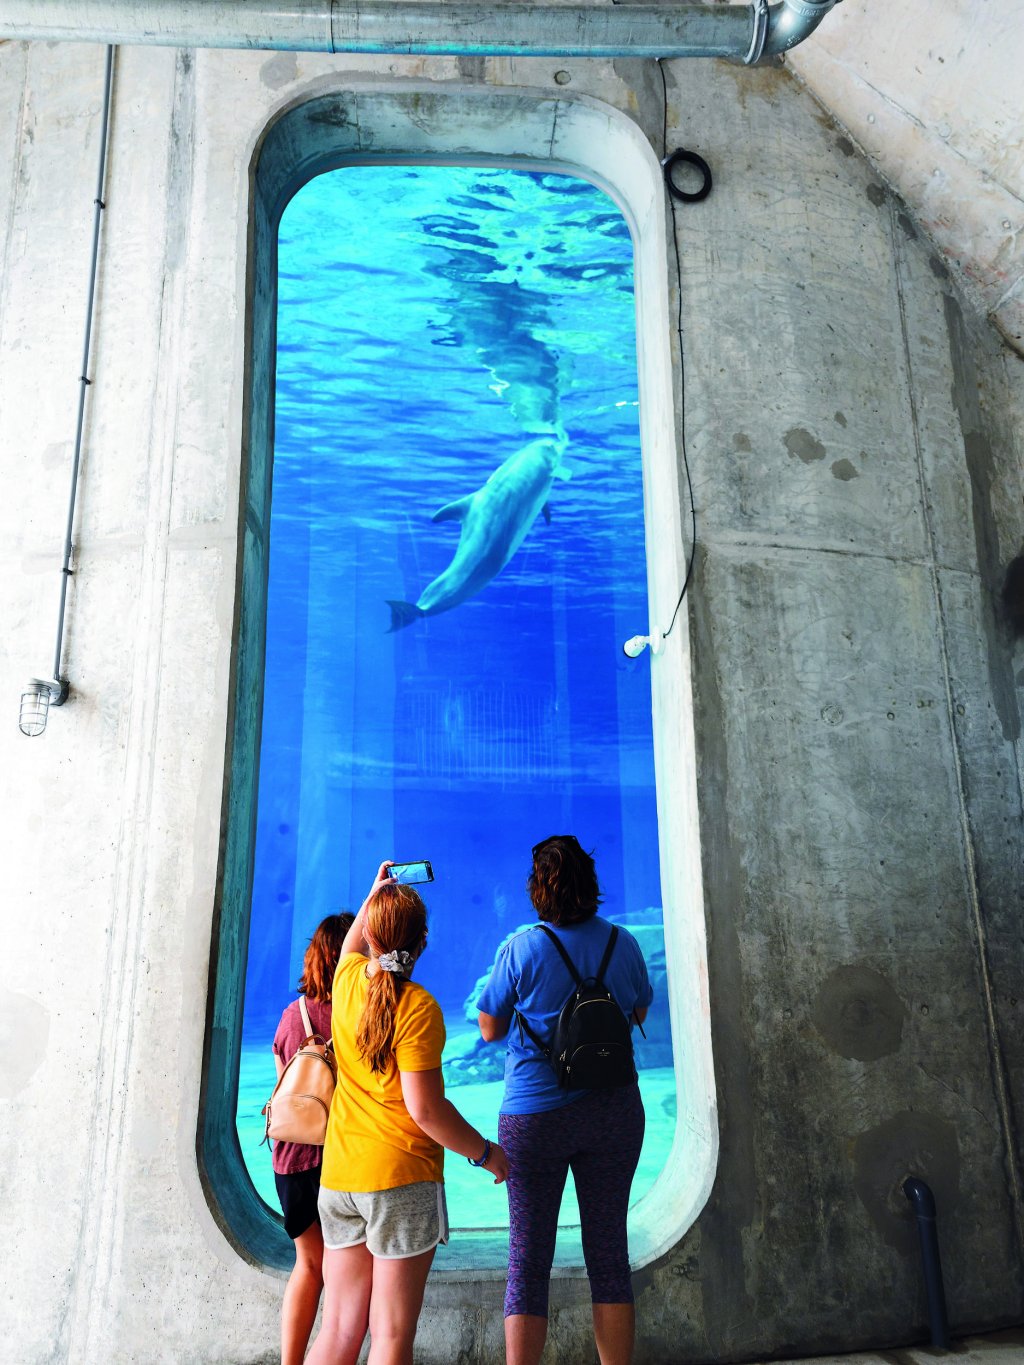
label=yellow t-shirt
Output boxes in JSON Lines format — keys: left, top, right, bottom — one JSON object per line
{"left": 321, "top": 953, "right": 446, "bottom": 1193}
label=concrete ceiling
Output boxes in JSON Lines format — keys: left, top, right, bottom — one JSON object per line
{"left": 2, "top": 1, "right": 1020, "bottom": 353}
{"left": 788, "top": 0, "right": 1024, "bottom": 355}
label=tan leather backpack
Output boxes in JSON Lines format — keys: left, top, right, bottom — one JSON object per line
{"left": 262, "top": 997, "right": 337, "bottom": 1146}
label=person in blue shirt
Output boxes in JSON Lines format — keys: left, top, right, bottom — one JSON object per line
{"left": 476, "top": 834, "right": 653, "bottom": 1365}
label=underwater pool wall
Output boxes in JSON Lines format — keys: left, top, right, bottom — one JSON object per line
{"left": 1, "top": 38, "right": 1023, "bottom": 1365}
{"left": 204, "top": 82, "right": 718, "bottom": 1275}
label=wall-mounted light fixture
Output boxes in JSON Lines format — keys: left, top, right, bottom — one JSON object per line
{"left": 18, "top": 678, "right": 70, "bottom": 738}
{"left": 622, "top": 633, "right": 664, "bottom": 658}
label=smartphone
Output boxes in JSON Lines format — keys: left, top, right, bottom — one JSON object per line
{"left": 387, "top": 860, "right": 434, "bottom": 886}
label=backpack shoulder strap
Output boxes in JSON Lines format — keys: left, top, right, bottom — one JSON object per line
{"left": 298, "top": 995, "right": 315, "bottom": 1040}
{"left": 594, "top": 925, "right": 619, "bottom": 986}
{"left": 537, "top": 925, "right": 582, "bottom": 987}
{"left": 513, "top": 1008, "right": 549, "bottom": 1057}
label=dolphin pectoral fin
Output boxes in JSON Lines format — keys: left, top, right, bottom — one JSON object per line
{"left": 432, "top": 494, "right": 475, "bottom": 524}
{"left": 542, "top": 503, "right": 552, "bottom": 525}
{"left": 386, "top": 600, "right": 425, "bottom": 632}
{"left": 552, "top": 465, "right": 572, "bottom": 481}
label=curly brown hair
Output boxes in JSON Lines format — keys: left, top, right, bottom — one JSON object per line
{"left": 356, "top": 882, "right": 427, "bottom": 1074}
{"left": 528, "top": 834, "right": 601, "bottom": 926}
{"left": 297, "top": 912, "right": 355, "bottom": 1001}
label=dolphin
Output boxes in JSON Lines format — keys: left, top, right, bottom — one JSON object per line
{"left": 387, "top": 433, "right": 571, "bottom": 630}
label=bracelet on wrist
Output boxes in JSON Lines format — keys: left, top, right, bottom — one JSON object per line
{"left": 468, "top": 1138, "right": 491, "bottom": 1168}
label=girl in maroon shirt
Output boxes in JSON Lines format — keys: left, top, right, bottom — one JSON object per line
{"left": 271, "top": 912, "right": 354, "bottom": 1365}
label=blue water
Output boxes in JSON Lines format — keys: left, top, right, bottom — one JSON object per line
{"left": 237, "top": 165, "right": 675, "bottom": 1233}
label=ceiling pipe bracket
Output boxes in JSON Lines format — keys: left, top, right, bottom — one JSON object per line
{"left": 744, "top": 0, "right": 770, "bottom": 65}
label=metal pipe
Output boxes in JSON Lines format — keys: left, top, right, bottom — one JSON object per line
{"left": 762, "top": 0, "right": 837, "bottom": 56}
{"left": 53, "top": 45, "right": 115, "bottom": 693}
{"left": 0, "top": 0, "right": 839, "bottom": 63}
{"left": 903, "top": 1177, "right": 951, "bottom": 1350}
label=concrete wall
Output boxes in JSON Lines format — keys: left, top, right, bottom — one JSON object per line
{"left": 1, "top": 37, "right": 1022, "bottom": 1365}
{"left": 789, "top": 0, "right": 1024, "bottom": 354}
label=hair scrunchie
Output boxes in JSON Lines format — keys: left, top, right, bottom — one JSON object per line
{"left": 377, "top": 949, "right": 413, "bottom": 975}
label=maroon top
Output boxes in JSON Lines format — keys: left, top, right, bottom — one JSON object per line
{"left": 271, "top": 996, "right": 333, "bottom": 1175}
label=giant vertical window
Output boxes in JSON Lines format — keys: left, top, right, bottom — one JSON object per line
{"left": 234, "top": 164, "right": 676, "bottom": 1249}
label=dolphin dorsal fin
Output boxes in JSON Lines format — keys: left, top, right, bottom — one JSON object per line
{"left": 432, "top": 494, "right": 475, "bottom": 524}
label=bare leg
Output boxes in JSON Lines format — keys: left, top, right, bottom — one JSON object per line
{"left": 281, "top": 1222, "right": 325, "bottom": 1365}
{"left": 366, "top": 1246, "right": 436, "bottom": 1365}
{"left": 305, "top": 1243, "right": 373, "bottom": 1365}
{"left": 504, "top": 1313, "right": 548, "bottom": 1365}
{"left": 592, "top": 1302, "right": 635, "bottom": 1365}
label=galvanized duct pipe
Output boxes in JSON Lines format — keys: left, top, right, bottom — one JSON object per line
{"left": 0, "top": 0, "right": 838, "bottom": 64}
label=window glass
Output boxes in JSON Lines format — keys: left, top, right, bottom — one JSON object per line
{"left": 236, "top": 165, "right": 675, "bottom": 1240}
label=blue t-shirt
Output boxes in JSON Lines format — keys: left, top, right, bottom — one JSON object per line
{"left": 476, "top": 915, "right": 654, "bottom": 1114}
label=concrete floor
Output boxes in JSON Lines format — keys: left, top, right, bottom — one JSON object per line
{"left": 773, "top": 1328, "right": 1024, "bottom": 1365}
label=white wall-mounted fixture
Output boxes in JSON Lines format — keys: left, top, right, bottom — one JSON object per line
{"left": 18, "top": 679, "right": 70, "bottom": 738}
{"left": 623, "top": 633, "right": 664, "bottom": 658}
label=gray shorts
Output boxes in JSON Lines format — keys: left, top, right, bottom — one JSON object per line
{"left": 318, "top": 1181, "right": 449, "bottom": 1259}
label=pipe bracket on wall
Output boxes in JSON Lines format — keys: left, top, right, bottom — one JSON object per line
{"left": 745, "top": 0, "right": 770, "bottom": 65}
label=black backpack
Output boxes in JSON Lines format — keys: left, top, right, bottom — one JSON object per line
{"left": 514, "top": 925, "right": 644, "bottom": 1089}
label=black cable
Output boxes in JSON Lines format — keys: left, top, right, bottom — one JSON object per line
{"left": 654, "top": 57, "right": 698, "bottom": 647}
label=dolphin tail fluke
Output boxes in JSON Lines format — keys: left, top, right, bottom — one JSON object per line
{"left": 387, "top": 600, "right": 425, "bottom": 632}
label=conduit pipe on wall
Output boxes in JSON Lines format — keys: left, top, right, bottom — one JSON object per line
{"left": 18, "top": 44, "right": 114, "bottom": 737}
{"left": 0, "top": 0, "right": 838, "bottom": 63}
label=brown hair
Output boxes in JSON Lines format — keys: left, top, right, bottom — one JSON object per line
{"left": 356, "top": 883, "right": 427, "bottom": 1074}
{"left": 297, "top": 912, "right": 354, "bottom": 1001}
{"left": 528, "top": 834, "right": 601, "bottom": 927}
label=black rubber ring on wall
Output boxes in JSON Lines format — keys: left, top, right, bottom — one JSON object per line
{"left": 662, "top": 149, "right": 713, "bottom": 203}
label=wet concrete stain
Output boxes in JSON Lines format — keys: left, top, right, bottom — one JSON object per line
{"left": 945, "top": 293, "right": 1020, "bottom": 740}
{"left": 456, "top": 56, "right": 487, "bottom": 82}
{"left": 733, "top": 432, "right": 752, "bottom": 452}
{"left": 308, "top": 101, "right": 353, "bottom": 128}
{"left": 260, "top": 52, "right": 297, "bottom": 89}
{"left": 852, "top": 1110, "right": 960, "bottom": 1253}
{"left": 831, "top": 458, "right": 860, "bottom": 481}
{"left": 836, "top": 136, "right": 856, "bottom": 157}
{"left": 930, "top": 254, "right": 950, "bottom": 281}
{"left": 1001, "top": 551, "right": 1024, "bottom": 636}
{"left": 867, "top": 183, "right": 887, "bottom": 206}
{"left": 165, "top": 50, "right": 196, "bottom": 273}
{"left": 811, "top": 965, "right": 906, "bottom": 1061}
{"left": 897, "top": 211, "right": 918, "bottom": 240}
{"left": 834, "top": 411, "right": 847, "bottom": 427}
{"left": 784, "top": 427, "right": 826, "bottom": 463}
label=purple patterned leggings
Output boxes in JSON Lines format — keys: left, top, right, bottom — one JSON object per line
{"left": 497, "top": 1084, "right": 645, "bottom": 1318}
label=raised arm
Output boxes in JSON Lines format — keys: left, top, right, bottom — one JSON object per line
{"left": 340, "top": 860, "right": 394, "bottom": 957}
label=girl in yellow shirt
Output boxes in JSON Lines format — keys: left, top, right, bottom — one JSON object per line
{"left": 306, "top": 862, "right": 507, "bottom": 1365}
